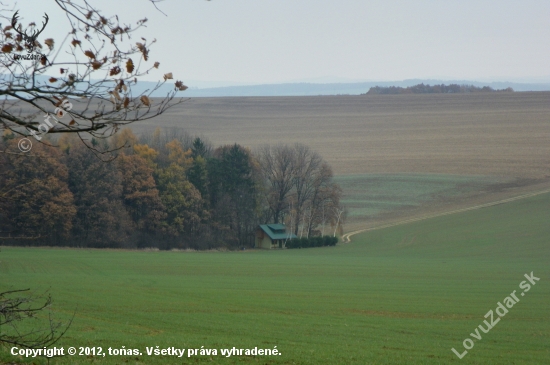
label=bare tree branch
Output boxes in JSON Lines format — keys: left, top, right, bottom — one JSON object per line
{"left": 0, "top": 0, "right": 189, "bottom": 156}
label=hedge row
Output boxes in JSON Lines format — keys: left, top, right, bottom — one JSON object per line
{"left": 285, "top": 235, "right": 338, "bottom": 249}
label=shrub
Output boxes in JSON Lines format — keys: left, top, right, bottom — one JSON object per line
{"left": 286, "top": 235, "right": 338, "bottom": 249}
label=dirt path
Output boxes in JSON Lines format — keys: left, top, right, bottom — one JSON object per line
{"left": 342, "top": 188, "right": 550, "bottom": 243}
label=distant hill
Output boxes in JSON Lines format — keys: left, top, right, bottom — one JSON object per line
{"left": 365, "top": 83, "right": 514, "bottom": 95}
{"left": 7, "top": 74, "right": 550, "bottom": 97}
{"left": 175, "top": 79, "right": 550, "bottom": 97}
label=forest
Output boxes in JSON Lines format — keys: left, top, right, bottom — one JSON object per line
{"left": 365, "top": 83, "right": 514, "bottom": 95}
{"left": 0, "top": 128, "right": 343, "bottom": 250}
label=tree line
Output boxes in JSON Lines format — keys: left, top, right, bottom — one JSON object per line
{"left": 0, "top": 128, "right": 344, "bottom": 249}
{"left": 365, "top": 83, "right": 514, "bottom": 95}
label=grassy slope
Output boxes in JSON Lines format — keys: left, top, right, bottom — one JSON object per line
{"left": 334, "top": 173, "right": 507, "bottom": 228}
{"left": 1, "top": 193, "right": 549, "bottom": 364}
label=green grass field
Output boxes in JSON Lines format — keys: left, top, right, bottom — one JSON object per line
{"left": 1, "top": 192, "right": 549, "bottom": 364}
{"left": 334, "top": 173, "right": 508, "bottom": 229}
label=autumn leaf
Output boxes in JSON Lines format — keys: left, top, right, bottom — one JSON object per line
{"left": 153, "top": 61, "right": 160, "bottom": 68}
{"left": 53, "top": 96, "right": 66, "bottom": 107}
{"left": 112, "top": 89, "right": 121, "bottom": 101}
{"left": 1, "top": 44, "right": 13, "bottom": 53}
{"left": 44, "top": 38, "right": 54, "bottom": 50}
{"left": 123, "top": 97, "right": 130, "bottom": 109}
{"left": 40, "top": 55, "right": 47, "bottom": 66}
{"left": 71, "top": 39, "right": 81, "bottom": 47}
{"left": 69, "top": 119, "right": 76, "bottom": 126}
{"left": 3, "top": 25, "right": 12, "bottom": 31}
{"left": 140, "top": 95, "right": 151, "bottom": 106}
{"left": 84, "top": 50, "right": 95, "bottom": 59}
{"left": 49, "top": 77, "right": 58, "bottom": 83}
{"left": 175, "top": 81, "right": 188, "bottom": 91}
{"left": 91, "top": 61, "right": 102, "bottom": 70}
{"left": 60, "top": 68, "right": 66, "bottom": 74}
{"left": 116, "top": 80, "right": 124, "bottom": 91}
{"left": 126, "top": 58, "right": 134, "bottom": 73}
{"left": 110, "top": 66, "right": 121, "bottom": 76}
{"left": 136, "top": 42, "right": 148, "bottom": 61}
{"left": 163, "top": 72, "right": 173, "bottom": 81}
{"left": 85, "top": 11, "right": 93, "bottom": 19}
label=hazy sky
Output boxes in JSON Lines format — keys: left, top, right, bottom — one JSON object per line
{"left": 8, "top": 0, "right": 550, "bottom": 86}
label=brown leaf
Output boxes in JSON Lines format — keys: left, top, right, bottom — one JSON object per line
{"left": 69, "top": 119, "right": 76, "bottom": 126}
{"left": 1, "top": 44, "right": 13, "bottom": 53}
{"left": 3, "top": 25, "right": 13, "bottom": 31}
{"left": 84, "top": 50, "right": 95, "bottom": 59}
{"left": 49, "top": 77, "right": 58, "bottom": 83}
{"left": 126, "top": 58, "right": 134, "bottom": 73}
{"left": 140, "top": 95, "right": 151, "bottom": 107}
{"left": 109, "top": 66, "right": 121, "bottom": 76}
{"left": 153, "top": 61, "right": 160, "bottom": 69}
{"left": 91, "top": 61, "right": 102, "bottom": 70}
{"left": 53, "top": 96, "right": 66, "bottom": 107}
{"left": 136, "top": 42, "right": 148, "bottom": 61}
{"left": 60, "top": 68, "right": 66, "bottom": 74}
{"left": 85, "top": 11, "right": 93, "bottom": 19}
{"left": 163, "top": 72, "right": 173, "bottom": 81}
{"left": 71, "top": 39, "right": 81, "bottom": 47}
{"left": 40, "top": 55, "right": 47, "bottom": 65}
{"left": 175, "top": 81, "right": 188, "bottom": 91}
{"left": 123, "top": 97, "right": 130, "bottom": 109}
{"left": 44, "top": 38, "right": 54, "bottom": 50}
{"left": 112, "top": 89, "right": 121, "bottom": 101}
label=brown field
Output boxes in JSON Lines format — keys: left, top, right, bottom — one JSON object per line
{"left": 133, "top": 92, "right": 550, "bottom": 230}
{"left": 134, "top": 92, "right": 550, "bottom": 178}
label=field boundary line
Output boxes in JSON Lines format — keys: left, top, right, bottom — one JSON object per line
{"left": 342, "top": 188, "right": 550, "bottom": 243}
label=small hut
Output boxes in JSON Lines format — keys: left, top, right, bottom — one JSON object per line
{"left": 255, "top": 224, "right": 297, "bottom": 249}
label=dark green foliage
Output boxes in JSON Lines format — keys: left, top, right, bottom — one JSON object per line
{"left": 286, "top": 235, "right": 338, "bottom": 249}
{"left": 191, "top": 137, "right": 209, "bottom": 159}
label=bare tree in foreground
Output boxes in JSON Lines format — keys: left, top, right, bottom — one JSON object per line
{"left": 0, "top": 288, "right": 72, "bottom": 349}
{"left": 0, "top": 0, "right": 184, "bottom": 351}
{"left": 0, "top": 0, "right": 188, "bottom": 155}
